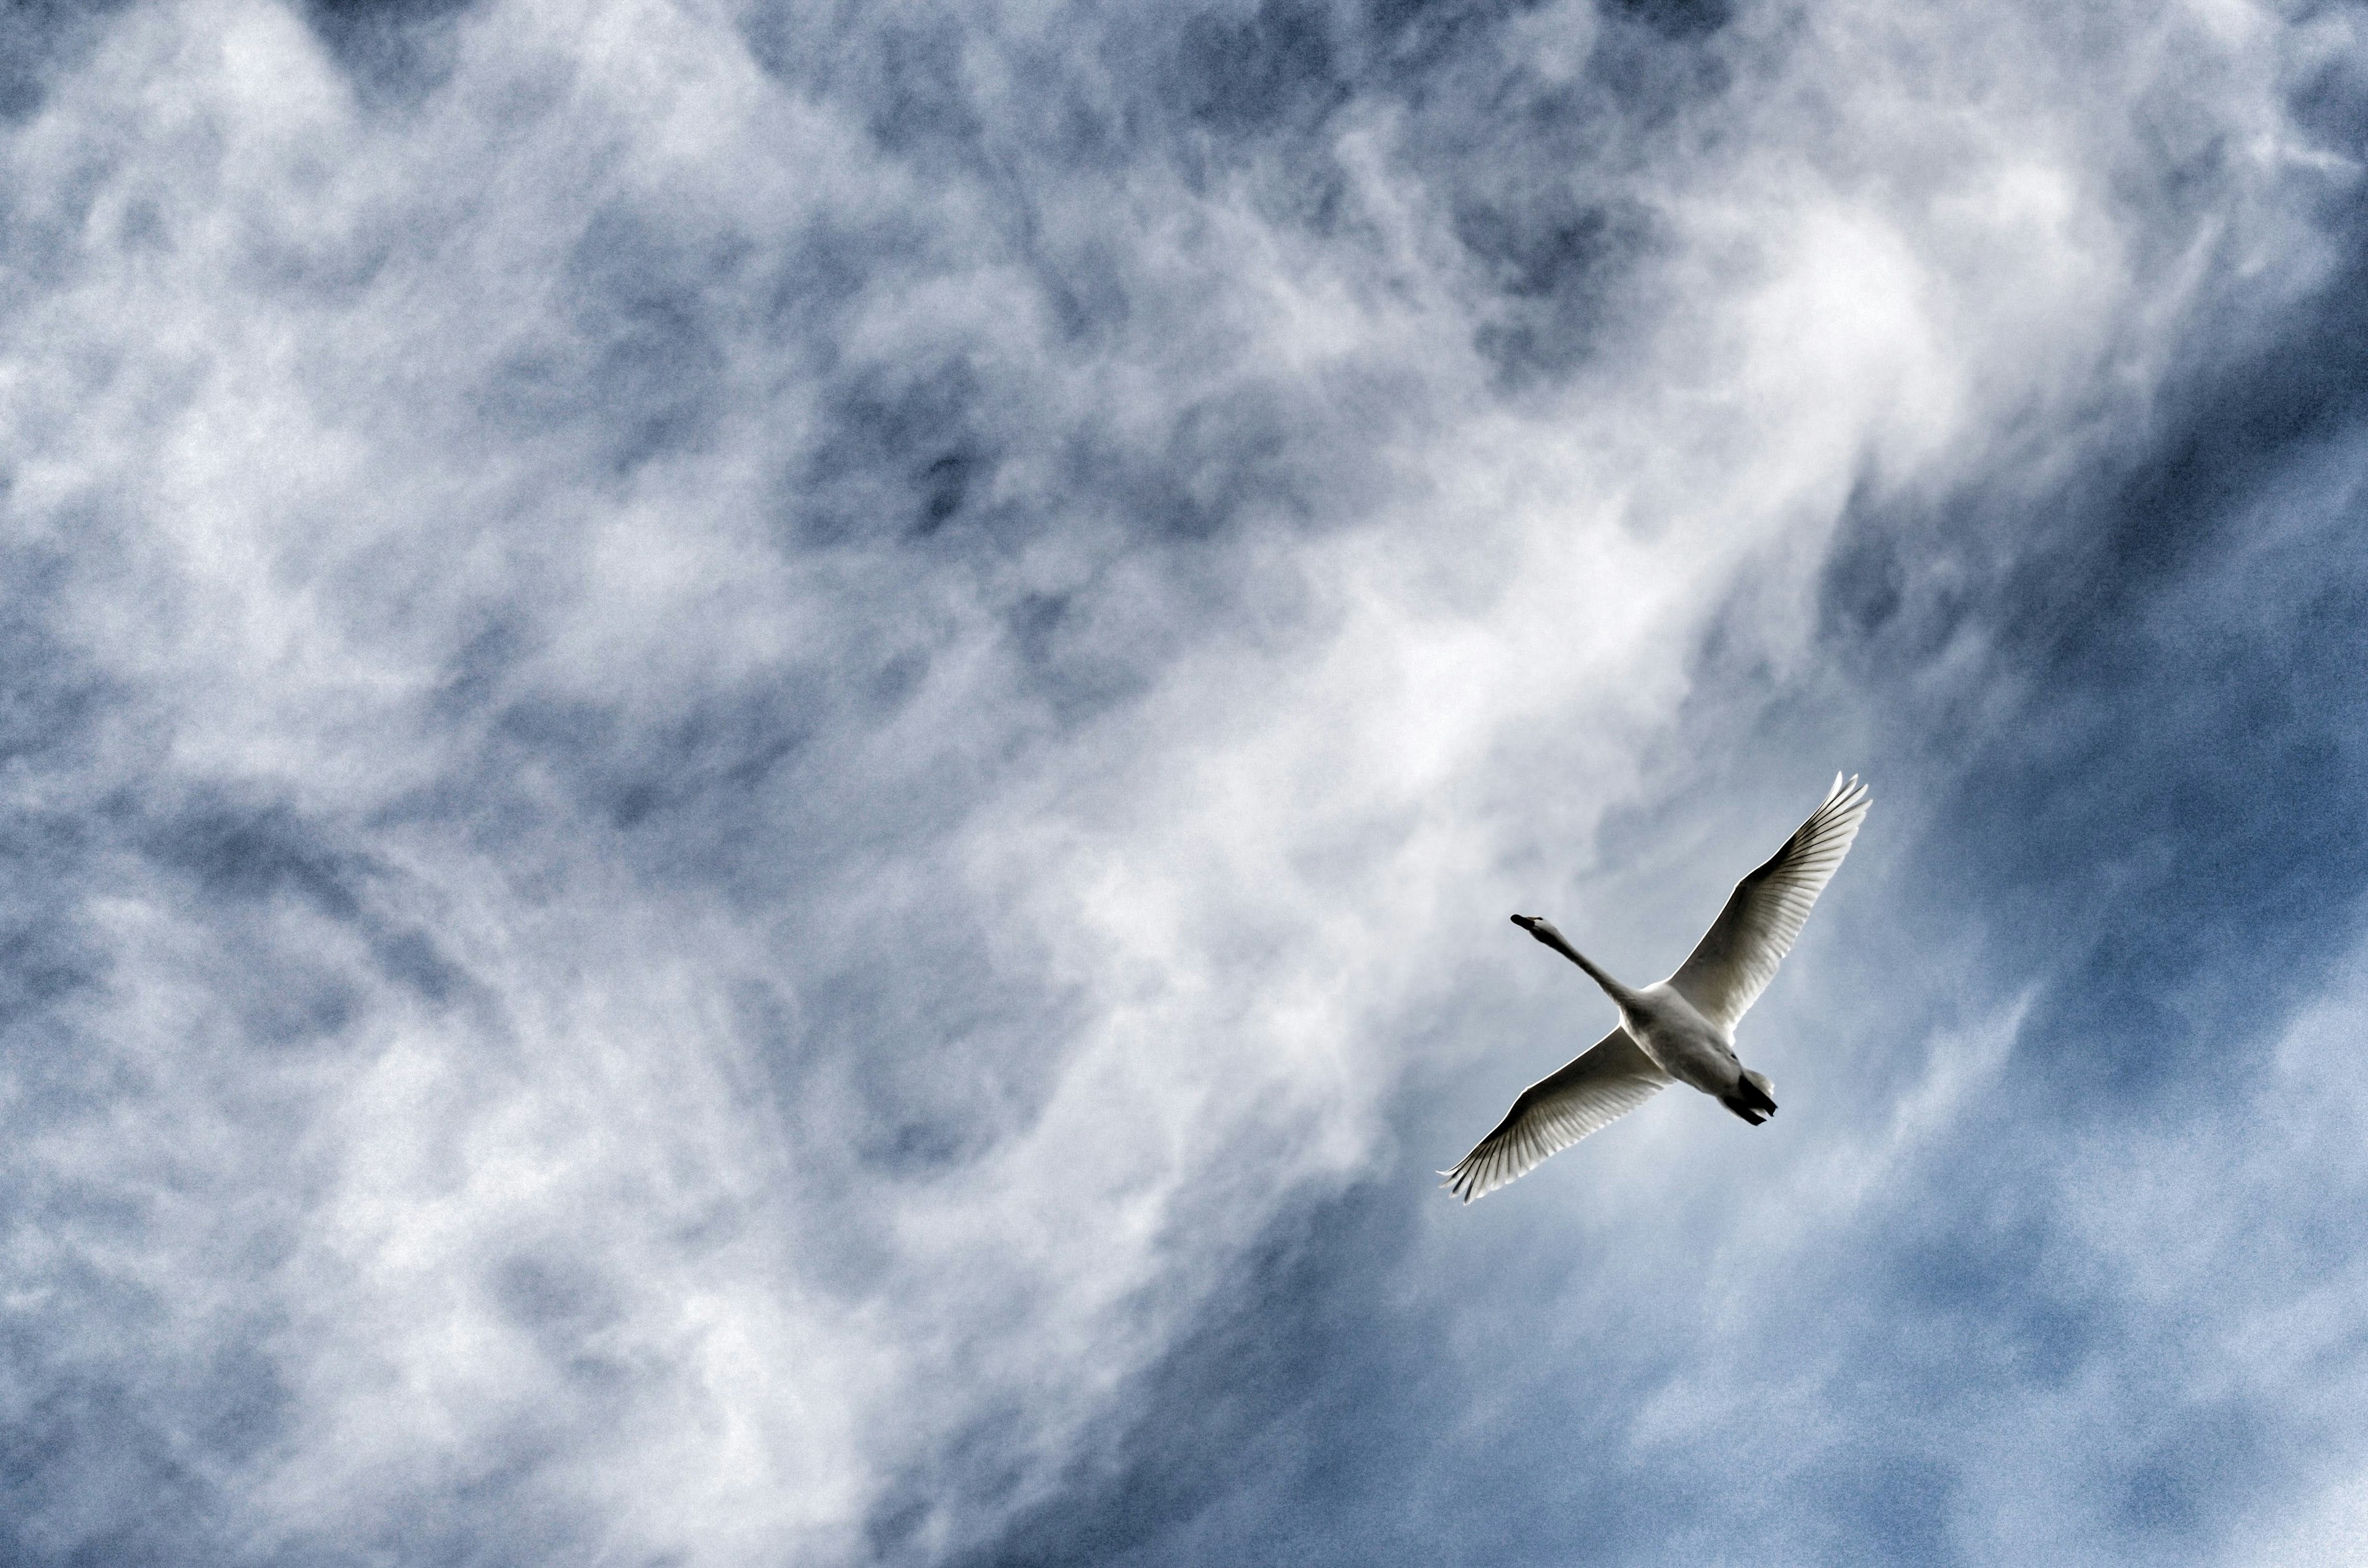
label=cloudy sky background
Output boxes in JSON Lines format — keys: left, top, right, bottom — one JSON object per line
{"left": 4, "top": 0, "right": 2367, "bottom": 1561}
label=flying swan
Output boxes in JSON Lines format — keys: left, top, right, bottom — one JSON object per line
{"left": 1444, "top": 773, "right": 1871, "bottom": 1202}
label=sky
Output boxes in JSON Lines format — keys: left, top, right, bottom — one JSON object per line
{"left": 2, "top": 0, "right": 2367, "bottom": 1562}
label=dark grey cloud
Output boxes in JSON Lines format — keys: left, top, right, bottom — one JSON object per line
{"left": 300, "top": 0, "right": 473, "bottom": 101}
{"left": 2, "top": 0, "right": 2366, "bottom": 1563}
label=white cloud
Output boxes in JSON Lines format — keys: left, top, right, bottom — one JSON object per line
{"left": 0, "top": 0, "right": 2356, "bottom": 1559}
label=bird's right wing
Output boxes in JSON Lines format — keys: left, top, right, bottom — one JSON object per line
{"left": 1442, "top": 1030, "right": 1672, "bottom": 1203}
{"left": 1666, "top": 773, "right": 1871, "bottom": 1032}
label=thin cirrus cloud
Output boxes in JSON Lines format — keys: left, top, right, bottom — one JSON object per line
{"left": 0, "top": 0, "right": 2363, "bottom": 1564}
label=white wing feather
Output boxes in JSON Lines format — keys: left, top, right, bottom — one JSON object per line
{"left": 1666, "top": 773, "right": 1872, "bottom": 1031}
{"left": 1441, "top": 1029, "right": 1673, "bottom": 1203}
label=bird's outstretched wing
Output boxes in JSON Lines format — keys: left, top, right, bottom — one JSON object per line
{"left": 1666, "top": 773, "right": 1870, "bottom": 1031}
{"left": 1442, "top": 1029, "right": 1672, "bottom": 1202}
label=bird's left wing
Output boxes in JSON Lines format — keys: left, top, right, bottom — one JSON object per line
{"left": 1442, "top": 1029, "right": 1672, "bottom": 1203}
{"left": 1666, "top": 773, "right": 1871, "bottom": 1031}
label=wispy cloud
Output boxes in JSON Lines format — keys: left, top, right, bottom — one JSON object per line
{"left": 2, "top": 0, "right": 2364, "bottom": 1562}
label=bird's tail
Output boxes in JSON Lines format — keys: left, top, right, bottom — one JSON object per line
{"left": 1721, "top": 1070, "right": 1777, "bottom": 1126}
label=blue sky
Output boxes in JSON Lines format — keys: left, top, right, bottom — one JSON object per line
{"left": 3, "top": 0, "right": 2367, "bottom": 1563}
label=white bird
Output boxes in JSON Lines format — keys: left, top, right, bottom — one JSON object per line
{"left": 1444, "top": 773, "right": 1871, "bottom": 1203}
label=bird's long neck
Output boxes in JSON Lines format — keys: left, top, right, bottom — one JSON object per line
{"left": 1531, "top": 924, "right": 1640, "bottom": 1009}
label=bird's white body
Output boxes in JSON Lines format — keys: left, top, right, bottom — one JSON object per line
{"left": 1607, "top": 980, "right": 1737, "bottom": 1099}
{"left": 1444, "top": 774, "right": 1869, "bottom": 1202}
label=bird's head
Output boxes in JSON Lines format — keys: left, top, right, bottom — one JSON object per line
{"left": 1510, "top": 913, "right": 1556, "bottom": 942}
